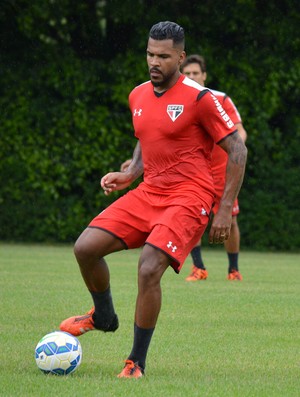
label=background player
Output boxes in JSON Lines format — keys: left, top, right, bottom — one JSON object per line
{"left": 182, "top": 54, "right": 247, "bottom": 281}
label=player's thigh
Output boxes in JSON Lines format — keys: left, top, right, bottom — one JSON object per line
{"left": 74, "top": 227, "right": 125, "bottom": 259}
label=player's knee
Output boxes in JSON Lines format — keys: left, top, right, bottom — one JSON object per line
{"left": 74, "top": 239, "right": 86, "bottom": 263}
{"left": 74, "top": 236, "right": 95, "bottom": 263}
{"left": 231, "top": 216, "right": 238, "bottom": 228}
{"left": 138, "top": 261, "right": 158, "bottom": 285}
{"left": 138, "top": 250, "right": 168, "bottom": 287}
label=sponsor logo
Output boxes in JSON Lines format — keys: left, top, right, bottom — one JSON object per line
{"left": 167, "top": 241, "right": 177, "bottom": 253}
{"left": 133, "top": 108, "right": 142, "bottom": 116}
{"left": 167, "top": 105, "right": 184, "bottom": 122}
{"left": 210, "top": 94, "right": 234, "bottom": 128}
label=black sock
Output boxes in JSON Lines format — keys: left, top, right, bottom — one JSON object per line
{"left": 228, "top": 253, "right": 239, "bottom": 273}
{"left": 90, "top": 287, "right": 116, "bottom": 329}
{"left": 127, "top": 323, "right": 155, "bottom": 371}
{"left": 190, "top": 246, "right": 206, "bottom": 270}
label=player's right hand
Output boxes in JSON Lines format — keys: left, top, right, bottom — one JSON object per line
{"left": 101, "top": 172, "right": 132, "bottom": 195}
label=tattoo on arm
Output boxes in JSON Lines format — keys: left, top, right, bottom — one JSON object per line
{"left": 218, "top": 132, "right": 248, "bottom": 206}
{"left": 226, "top": 132, "right": 247, "bottom": 167}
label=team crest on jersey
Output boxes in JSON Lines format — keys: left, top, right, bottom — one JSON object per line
{"left": 167, "top": 105, "right": 184, "bottom": 122}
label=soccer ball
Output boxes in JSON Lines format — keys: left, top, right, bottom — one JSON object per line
{"left": 35, "top": 331, "right": 82, "bottom": 375}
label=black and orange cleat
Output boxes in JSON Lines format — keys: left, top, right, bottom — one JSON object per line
{"left": 60, "top": 307, "right": 118, "bottom": 336}
{"left": 227, "top": 270, "right": 243, "bottom": 281}
{"left": 117, "top": 360, "right": 144, "bottom": 378}
{"left": 185, "top": 265, "right": 208, "bottom": 281}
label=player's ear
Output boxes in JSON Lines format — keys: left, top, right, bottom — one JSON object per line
{"left": 179, "top": 51, "right": 186, "bottom": 66}
{"left": 203, "top": 71, "right": 207, "bottom": 82}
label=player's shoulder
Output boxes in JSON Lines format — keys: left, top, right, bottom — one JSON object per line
{"left": 209, "top": 88, "right": 227, "bottom": 99}
{"left": 129, "top": 80, "right": 152, "bottom": 105}
{"left": 130, "top": 80, "right": 151, "bottom": 94}
{"left": 209, "top": 88, "right": 241, "bottom": 121}
{"left": 181, "top": 76, "right": 207, "bottom": 92}
{"left": 181, "top": 76, "right": 213, "bottom": 102}
{"left": 209, "top": 88, "right": 238, "bottom": 109}
{"left": 210, "top": 88, "right": 239, "bottom": 110}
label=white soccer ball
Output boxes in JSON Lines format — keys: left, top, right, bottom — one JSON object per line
{"left": 35, "top": 331, "right": 82, "bottom": 375}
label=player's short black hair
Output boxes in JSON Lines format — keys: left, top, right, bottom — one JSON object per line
{"left": 149, "top": 21, "right": 185, "bottom": 48}
{"left": 182, "top": 54, "right": 207, "bottom": 73}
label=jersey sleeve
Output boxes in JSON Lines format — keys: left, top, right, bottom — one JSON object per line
{"left": 197, "top": 91, "right": 237, "bottom": 143}
{"left": 222, "top": 95, "right": 242, "bottom": 125}
{"left": 128, "top": 87, "right": 137, "bottom": 112}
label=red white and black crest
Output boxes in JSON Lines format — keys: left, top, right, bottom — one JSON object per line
{"left": 167, "top": 105, "right": 184, "bottom": 122}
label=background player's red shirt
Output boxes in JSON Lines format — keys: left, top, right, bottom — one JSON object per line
{"left": 209, "top": 89, "right": 242, "bottom": 184}
{"left": 129, "top": 75, "right": 237, "bottom": 210}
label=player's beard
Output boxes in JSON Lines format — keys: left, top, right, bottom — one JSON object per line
{"left": 150, "top": 68, "right": 176, "bottom": 88}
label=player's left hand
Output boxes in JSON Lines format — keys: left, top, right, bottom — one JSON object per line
{"left": 120, "top": 159, "right": 132, "bottom": 172}
{"left": 208, "top": 210, "right": 232, "bottom": 244}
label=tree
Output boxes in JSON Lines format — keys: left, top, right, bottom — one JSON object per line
{"left": 0, "top": 0, "right": 299, "bottom": 249}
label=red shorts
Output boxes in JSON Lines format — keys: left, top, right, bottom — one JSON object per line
{"left": 212, "top": 178, "right": 240, "bottom": 216}
{"left": 89, "top": 187, "right": 211, "bottom": 273}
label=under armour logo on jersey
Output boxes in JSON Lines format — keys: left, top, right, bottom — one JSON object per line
{"left": 133, "top": 108, "right": 142, "bottom": 116}
{"left": 167, "top": 105, "right": 184, "bottom": 122}
{"left": 167, "top": 241, "right": 177, "bottom": 253}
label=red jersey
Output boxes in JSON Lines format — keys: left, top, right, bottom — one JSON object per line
{"left": 209, "top": 89, "right": 242, "bottom": 182}
{"left": 129, "top": 75, "right": 237, "bottom": 210}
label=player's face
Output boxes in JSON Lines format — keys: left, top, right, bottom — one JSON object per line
{"left": 182, "top": 63, "right": 207, "bottom": 86}
{"left": 147, "top": 38, "right": 185, "bottom": 91}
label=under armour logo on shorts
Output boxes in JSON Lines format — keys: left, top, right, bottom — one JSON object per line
{"left": 167, "top": 241, "right": 177, "bottom": 253}
{"left": 133, "top": 108, "right": 142, "bottom": 116}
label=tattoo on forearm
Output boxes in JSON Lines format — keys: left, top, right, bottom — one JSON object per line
{"left": 228, "top": 133, "right": 247, "bottom": 166}
{"left": 221, "top": 132, "right": 248, "bottom": 201}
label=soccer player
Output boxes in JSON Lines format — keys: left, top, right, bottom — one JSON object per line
{"left": 59, "top": 21, "right": 247, "bottom": 378}
{"left": 182, "top": 54, "right": 247, "bottom": 281}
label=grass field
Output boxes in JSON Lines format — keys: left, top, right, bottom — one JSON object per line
{"left": 0, "top": 243, "right": 299, "bottom": 396}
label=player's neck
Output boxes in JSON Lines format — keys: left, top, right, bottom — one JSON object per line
{"left": 153, "top": 72, "right": 181, "bottom": 94}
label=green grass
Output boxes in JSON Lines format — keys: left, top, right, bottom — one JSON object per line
{"left": 0, "top": 243, "right": 299, "bottom": 397}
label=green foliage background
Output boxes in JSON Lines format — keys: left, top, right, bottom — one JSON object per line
{"left": 0, "top": 0, "right": 299, "bottom": 249}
